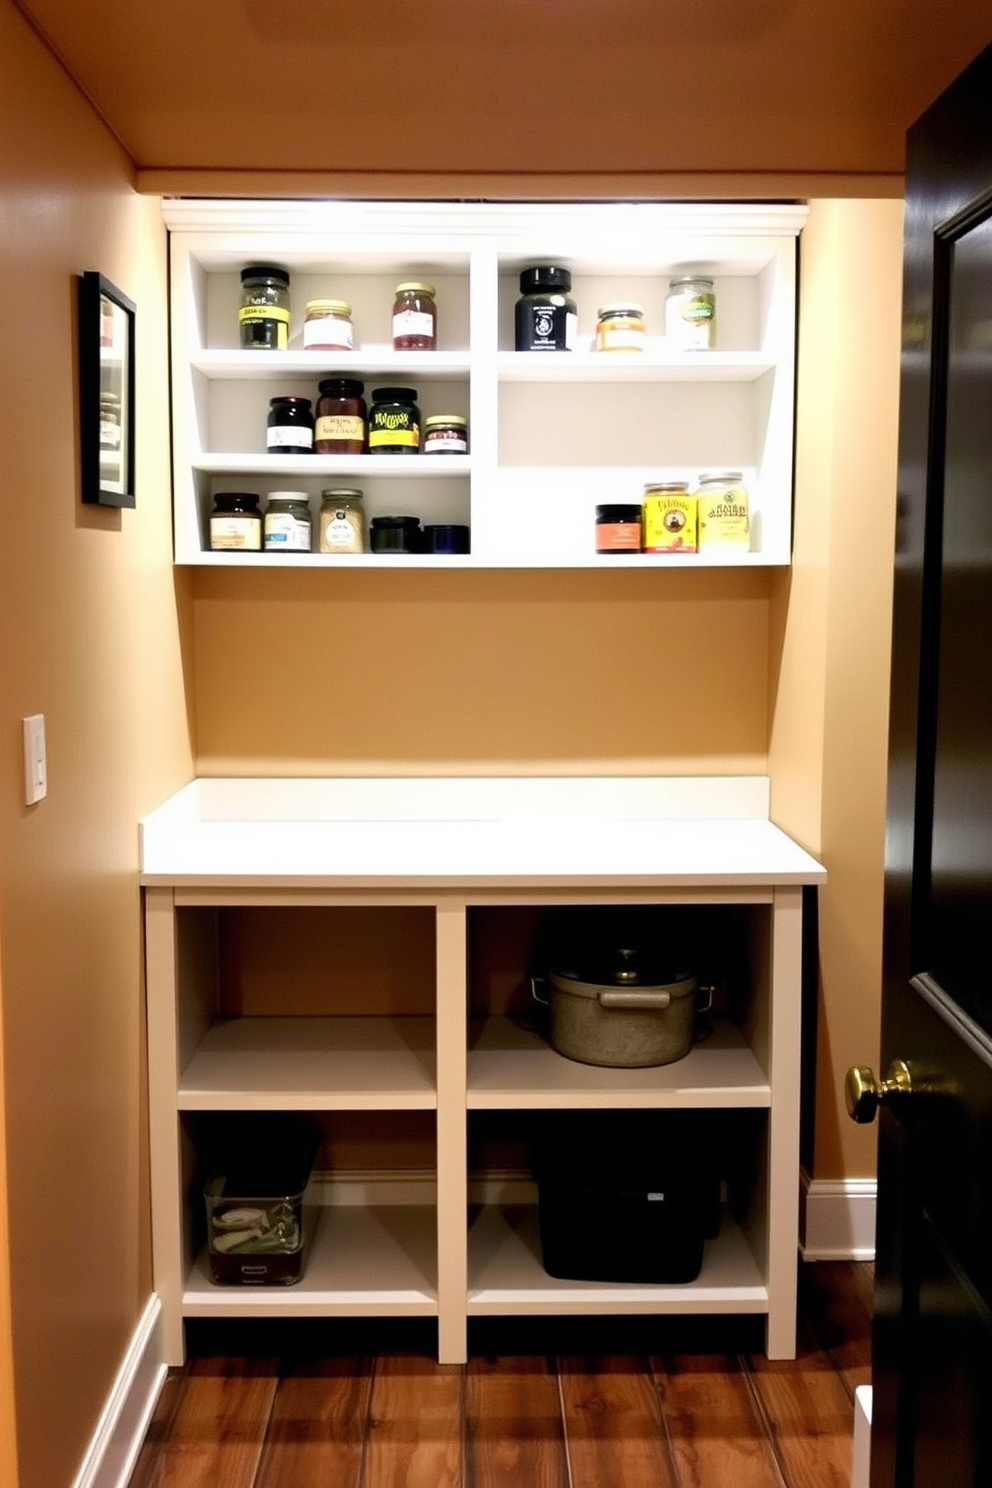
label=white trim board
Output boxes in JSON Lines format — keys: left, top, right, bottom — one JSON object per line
{"left": 70, "top": 1296, "right": 166, "bottom": 1488}
{"left": 801, "top": 1174, "right": 877, "bottom": 1261}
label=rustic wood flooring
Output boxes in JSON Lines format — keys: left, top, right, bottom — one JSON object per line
{"left": 126, "top": 1261, "right": 872, "bottom": 1488}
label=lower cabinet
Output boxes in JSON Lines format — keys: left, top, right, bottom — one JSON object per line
{"left": 144, "top": 885, "right": 805, "bottom": 1365}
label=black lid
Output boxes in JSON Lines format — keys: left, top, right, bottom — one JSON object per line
{"left": 519, "top": 264, "right": 572, "bottom": 293}
{"left": 213, "top": 491, "right": 260, "bottom": 509}
{"left": 317, "top": 377, "right": 365, "bottom": 396}
{"left": 596, "top": 504, "right": 642, "bottom": 521}
{"left": 240, "top": 264, "right": 289, "bottom": 284}
{"left": 269, "top": 395, "right": 313, "bottom": 407}
{"left": 371, "top": 515, "right": 422, "bottom": 529}
{"left": 371, "top": 386, "right": 419, "bottom": 403}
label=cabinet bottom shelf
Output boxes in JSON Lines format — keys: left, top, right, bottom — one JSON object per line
{"left": 467, "top": 1203, "right": 768, "bottom": 1315}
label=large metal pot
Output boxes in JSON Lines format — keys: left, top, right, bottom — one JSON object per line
{"left": 532, "top": 945, "right": 706, "bottom": 1068}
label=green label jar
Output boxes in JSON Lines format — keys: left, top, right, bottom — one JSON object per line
{"left": 368, "top": 386, "right": 420, "bottom": 454}
{"left": 238, "top": 265, "right": 291, "bottom": 350}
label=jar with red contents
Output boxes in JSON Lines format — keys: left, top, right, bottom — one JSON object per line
{"left": 314, "top": 378, "right": 367, "bottom": 455}
{"left": 392, "top": 283, "right": 437, "bottom": 350}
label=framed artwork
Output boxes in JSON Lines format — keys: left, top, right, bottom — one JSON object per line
{"left": 77, "top": 270, "right": 136, "bottom": 507}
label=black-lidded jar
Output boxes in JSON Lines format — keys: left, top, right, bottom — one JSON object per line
{"left": 239, "top": 265, "right": 291, "bottom": 350}
{"left": 266, "top": 396, "right": 314, "bottom": 455}
{"left": 315, "top": 378, "right": 366, "bottom": 454}
{"left": 209, "top": 492, "right": 262, "bottom": 551}
{"left": 368, "top": 386, "right": 421, "bottom": 454}
{"left": 515, "top": 266, "right": 577, "bottom": 351}
{"left": 370, "top": 515, "right": 422, "bottom": 552}
{"left": 595, "top": 503, "right": 642, "bottom": 553}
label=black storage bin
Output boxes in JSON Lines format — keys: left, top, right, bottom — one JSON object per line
{"left": 531, "top": 1110, "right": 720, "bottom": 1284}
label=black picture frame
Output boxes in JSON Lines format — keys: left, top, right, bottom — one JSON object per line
{"left": 77, "top": 270, "right": 136, "bottom": 507}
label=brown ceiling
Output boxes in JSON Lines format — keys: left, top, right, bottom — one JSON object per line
{"left": 14, "top": 0, "right": 992, "bottom": 180}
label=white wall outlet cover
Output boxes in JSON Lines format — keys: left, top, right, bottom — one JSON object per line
{"left": 22, "top": 714, "right": 46, "bottom": 805}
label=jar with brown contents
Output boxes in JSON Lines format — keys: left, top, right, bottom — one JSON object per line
{"left": 315, "top": 378, "right": 366, "bottom": 455}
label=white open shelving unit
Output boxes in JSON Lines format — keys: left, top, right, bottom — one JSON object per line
{"left": 141, "top": 776, "right": 825, "bottom": 1365}
{"left": 163, "top": 200, "right": 807, "bottom": 567}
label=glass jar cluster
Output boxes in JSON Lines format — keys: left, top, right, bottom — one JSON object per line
{"left": 266, "top": 381, "right": 468, "bottom": 457}
{"left": 208, "top": 488, "right": 469, "bottom": 557}
{"left": 514, "top": 264, "right": 716, "bottom": 352}
{"left": 238, "top": 266, "right": 441, "bottom": 352}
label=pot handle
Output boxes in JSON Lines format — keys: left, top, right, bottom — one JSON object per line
{"left": 598, "top": 988, "right": 672, "bottom": 1010}
{"left": 530, "top": 976, "right": 549, "bottom": 1007}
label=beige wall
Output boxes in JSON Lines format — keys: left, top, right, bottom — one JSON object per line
{"left": 770, "top": 198, "right": 903, "bottom": 1178}
{"left": 0, "top": 7, "right": 193, "bottom": 1486}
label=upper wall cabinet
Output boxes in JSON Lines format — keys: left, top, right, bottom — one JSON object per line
{"left": 163, "top": 200, "right": 807, "bottom": 568}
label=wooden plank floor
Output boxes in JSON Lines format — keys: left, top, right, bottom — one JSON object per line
{"left": 127, "top": 1262, "right": 872, "bottom": 1488}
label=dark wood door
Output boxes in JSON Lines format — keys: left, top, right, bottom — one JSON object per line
{"left": 863, "top": 34, "right": 992, "bottom": 1488}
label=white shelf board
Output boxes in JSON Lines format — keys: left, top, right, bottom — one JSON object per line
{"left": 467, "top": 1204, "right": 767, "bottom": 1314}
{"left": 184, "top": 1203, "right": 438, "bottom": 1316}
{"left": 466, "top": 1016, "right": 770, "bottom": 1109}
{"left": 496, "top": 350, "right": 776, "bottom": 383}
{"left": 178, "top": 1016, "right": 437, "bottom": 1110}
{"left": 190, "top": 349, "right": 472, "bottom": 379}
{"left": 192, "top": 453, "right": 471, "bottom": 477}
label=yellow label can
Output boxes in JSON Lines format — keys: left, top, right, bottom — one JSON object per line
{"left": 642, "top": 484, "right": 697, "bottom": 553}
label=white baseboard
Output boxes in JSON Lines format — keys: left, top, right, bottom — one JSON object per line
{"left": 851, "top": 1385, "right": 872, "bottom": 1488}
{"left": 71, "top": 1295, "right": 167, "bottom": 1488}
{"left": 800, "top": 1173, "right": 877, "bottom": 1260}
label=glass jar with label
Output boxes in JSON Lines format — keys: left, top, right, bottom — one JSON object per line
{"left": 315, "top": 378, "right": 366, "bottom": 455}
{"left": 238, "top": 265, "right": 291, "bottom": 350}
{"left": 515, "top": 266, "right": 577, "bottom": 351}
{"left": 209, "top": 493, "right": 262, "bottom": 551}
{"left": 665, "top": 276, "right": 716, "bottom": 350}
{"left": 264, "top": 491, "right": 312, "bottom": 552}
{"left": 368, "top": 387, "right": 420, "bottom": 454}
{"left": 303, "top": 300, "right": 354, "bottom": 352}
{"left": 266, "top": 396, "right": 314, "bottom": 455}
{"left": 318, "top": 488, "right": 366, "bottom": 554}
{"left": 595, "top": 504, "right": 642, "bottom": 553}
{"left": 695, "top": 471, "right": 750, "bottom": 551}
{"left": 392, "top": 283, "right": 437, "bottom": 350}
{"left": 595, "top": 304, "right": 646, "bottom": 352}
{"left": 423, "top": 415, "right": 468, "bottom": 454}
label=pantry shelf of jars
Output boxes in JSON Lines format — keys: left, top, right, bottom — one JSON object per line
{"left": 164, "top": 200, "right": 806, "bottom": 567}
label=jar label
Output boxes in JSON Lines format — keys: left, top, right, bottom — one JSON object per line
{"left": 642, "top": 495, "right": 698, "bottom": 553}
{"left": 516, "top": 302, "right": 577, "bottom": 352}
{"left": 369, "top": 426, "right": 419, "bottom": 449}
{"left": 264, "top": 514, "right": 311, "bottom": 550}
{"left": 392, "top": 309, "right": 434, "bottom": 339}
{"left": 665, "top": 291, "right": 715, "bottom": 349}
{"left": 320, "top": 511, "right": 363, "bottom": 553}
{"left": 210, "top": 516, "right": 262, "bottom": 550}
{"left": 595, "top": 323, "right": 645, "bottom": 352}
{"left": 267, "top": 425, "right": 314, "bottom": 449}
{"left": 424, "top": 434, "right": 468, "bottom": 454}
{"left": 315, "top": 414, "right": 365, "bottom": 442}
{"left": 238, "top": 304, "right": 291, "bottom": 325}
{"left": 697, "top": 490, "right": 750, "bottom": 549}
{"left": 303, "top": 317, "right": 353, "bottom": 350}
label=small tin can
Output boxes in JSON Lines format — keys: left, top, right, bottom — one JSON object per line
{"left": 264, "top": 491, "right": 312, "bottom": 552}
{"left": 423, "top": 415, "right": 468, "bottom": 454}
{"left": 303, "top": 300, "right": 354, "bottom": 352}
{"left": 696, "top": 471, "right": 750, "bottom": 551}
{"left": 209, "top": 492, "right": 263, "bottom": 551}
{"left": 266, "top": 396, "right": 314, "bottom": 454}
{"left": 595, "top": 304, "right": 646, "bottom": 352}
{"left": 665, "top": 276, "right": 716, "bottom": 350}
{"left": 642, "top": 483, "right": 697, "bottom": 553}
{"left": 595, "top": 503, "right": 642, "bottom": 553}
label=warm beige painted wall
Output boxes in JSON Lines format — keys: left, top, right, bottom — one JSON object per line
{"left": 0, "top": 7, "right": 194, "bottom": 1486}
{"left": 770, "top": 198, "right": 903, "bottom": 1179}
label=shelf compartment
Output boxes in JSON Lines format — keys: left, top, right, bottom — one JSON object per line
{"left": 178, "top": 1015, "right": 437, "bottom": 1110}
{"left": 466, "top": 1204, "right": 767, "bottom": 1314}
{"left": 184, "top": 1202, "right": 438, "bottom": 1316}
{"left": 466, "top": 1016, "right": 769, "bottom": 1109}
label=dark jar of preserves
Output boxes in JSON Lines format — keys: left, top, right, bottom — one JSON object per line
{"left": 423, "top": 415, "right": 468, "bottom": 454}
{"left": 238, "top": 265, "right": 291, "bottom": 350}
{"left": 368, "top": 386, "right": 421, "bottom": 454}
{"left": 266, "top": 396, "right": 314, "bottom": 455}
{"left": 392, "top": 282, "right": 437, "bottom": 350}
{"left": 595, "top": 503, "right": 642, "bottom": 554}
{"left": 515, "top": 265, "right": 577, "bottom": 352}
{"left": 370, "top": 515, "right": 423, "bottom": 552}
{"left": 315, "top": 378, "right": 367, "bottom": 455}
{"left": 209, "top": 492, "right": 262, "bottom": 551}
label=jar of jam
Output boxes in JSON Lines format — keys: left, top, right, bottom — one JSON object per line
{"left": 595, "top": 304, "right": 646, "bottom": 352}
{"left": 264, "top": 491, "right": 312, "bottom": 552}
{"left": 515, "top": 266, "right": 577, "bottom": 351}
{"left": 392, "top": 283, "right": 437, "bottom": 350}
{"left": 318, "top": 489, "right": 366, "bottom": 553}
{"left": 303, "top": 300, "right": 354, "bottom": 352}
{"left": 315, "top": 378, "right": 366, "bottom": 455}
{"left": 266, "top": 396, "right": 314, "bottom": 455}
{"left": 238, "top": 265, "right": 290, "bottom": 350}
{"left": 595, "top": 503, "right": 642, "bottom": 554}
{"left": 209, "top": 493, "right": 262, "bottom": 551}
{"left": 368, "top": 387, "right": 420, "bottom": 454}
{"left": 423, "top": 415, "right": 468, "bottom": 454}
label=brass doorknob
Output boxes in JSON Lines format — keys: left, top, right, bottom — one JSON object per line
{"left": 845, "top": 1059, "right": 913, "bottom": 1124}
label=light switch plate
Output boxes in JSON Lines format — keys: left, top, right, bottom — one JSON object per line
{"left": 23, "top": 714, "right": 46, "bottom": 804}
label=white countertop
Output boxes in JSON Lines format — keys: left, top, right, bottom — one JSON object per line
{"left": 139, "top": 777, "right": 825, "bottom": 889}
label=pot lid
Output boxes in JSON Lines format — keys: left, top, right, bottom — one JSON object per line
{"left": 553, "top": 945, "right": 694, "bottom": 988}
